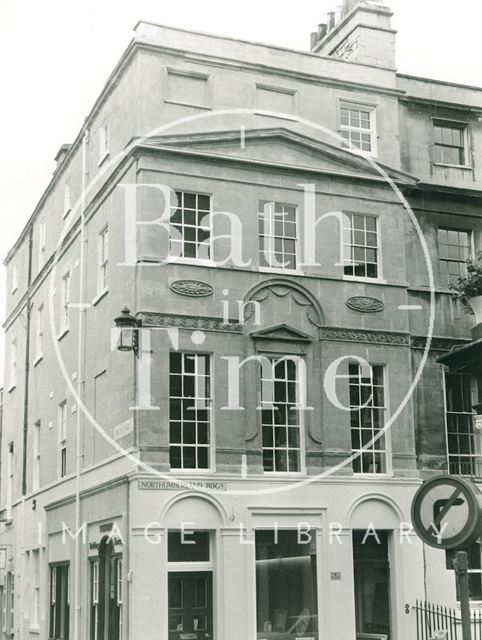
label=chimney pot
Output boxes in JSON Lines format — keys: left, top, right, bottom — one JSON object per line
{"left": 317, "top": 23, "right": 327, "bottom": 39}
{"left": 310, "top": 31, "right": 318, "bottom": 49}
{"left": 327, "top": 11, "right": 336, "bottom": 31}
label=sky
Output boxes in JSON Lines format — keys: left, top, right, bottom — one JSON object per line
{"left": 0, "top": 0, "right": 481, "bottom": 380}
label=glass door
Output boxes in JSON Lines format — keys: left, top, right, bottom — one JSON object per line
{"left": 353, "top": 530, "right": 391, "bottom": 640}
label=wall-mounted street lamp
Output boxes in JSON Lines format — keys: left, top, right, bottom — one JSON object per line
{"left": 114, "top": 307, "right": 139, "bottom": 356}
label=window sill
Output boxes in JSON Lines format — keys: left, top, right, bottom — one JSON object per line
{"left": 33, "top": 355, "right": 43, "bottom": 367}
{"left": 263, "top": 471, "right": 306, "bottom": 477}
{"left": 10, "top": 287, "right": 17, "bottom": 295}
{"left": 57, "top": 327, "right": 69, "bottom": 341}
{"left": 164, "top": 99, "right": 212, "bottom": 111}
{"left": 254, "top": 110, "right": 299, "bottom": 122}
{"left": 433, "top": 162, "right": 472, "bottom": 170}
{"left": 29, "top": 626, "right": 40, "bottom": 634}
{"left": 98, "top": 151, "right": 110, "bottom": 167}
{"left": 7, "top": 384, "right": 16, "bottom": 394}
{"left": 343, "top": 275, "right": 387, "bottom": 285}
{"left": 169, "top": 468, "right": 216, "bottom": 475}
{"left": 168, "top": 257, "right": 215, "bottom": 267}
{"left": 62, "top": 208, "right": 71, "bottom": 220}
{"left": 258, "top": 266, "right": 304, "bottom": 276}
{"left": 92, "top": 288, "right": 109, "bottom": 306}
{"left": 353, "top": 472, "right": 392, "bottom": 478}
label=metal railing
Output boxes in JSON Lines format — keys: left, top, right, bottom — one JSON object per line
{"left": 415, "top": 600, "right": 482, "bottom": 640}
{"left": 448, "top": 459, "right": 482, "bottom": 478}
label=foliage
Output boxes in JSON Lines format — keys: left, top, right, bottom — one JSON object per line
{"left": 450, "top": 253, "right": 482, "bottom": 310}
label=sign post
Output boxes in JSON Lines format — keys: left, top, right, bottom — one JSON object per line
{"left": 454, "top": 551, "right": 472, "bottom": 640}
{"left": 411, "top": 476, "right": 482, "bottom": 640}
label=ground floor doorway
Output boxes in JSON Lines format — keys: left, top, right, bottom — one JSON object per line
{"left": 353, "top": 529, "right": 391, "bottom": 640}
{"left": 168, "top": 571, "right": 213, "bottom": 640}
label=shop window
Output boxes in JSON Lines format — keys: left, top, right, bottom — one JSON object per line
{"left": 255, "top": 529, "right": 318, "bottom": 638}
{"left": 49, "top": 563, "right": 69, "bottom": 640}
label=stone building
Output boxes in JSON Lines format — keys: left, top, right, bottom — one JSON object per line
{"left": 1, "top": 1, "right": 482, "bottom": 639}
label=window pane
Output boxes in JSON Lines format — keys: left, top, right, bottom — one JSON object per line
{"left": 446, "top": 373, "right": 477, "bottom": 475}
{"left": 169, "top": 192, "right": 211, "bottom": 259}
{"left": 168, "top": 531, "right": 210, "bottom": 562}
{"left": 169, "top": 354, "right": 211, "bottom": 470}
{"left": 434, "top": 123, "right": 466, "bottom": 165}
{"left": 350, "top": 364, "right": 386, "bottom": 474}
{"left": 258, "top": 202, "right": 297, "bottom": 270}
{"left": 261, "top": 358, "right": 300, "bottom": 472}
{"left": 438, "top": 227, "right": 472, "bottom": 286}
{"left": 255, "top": 530, "right": 318, "bottom": 638}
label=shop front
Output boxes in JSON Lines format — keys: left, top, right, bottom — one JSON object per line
{"left": 129, "top": 476, "right": 424, "bottom": 640}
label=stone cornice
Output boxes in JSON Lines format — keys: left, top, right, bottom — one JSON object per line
{"left": 136, "top": 143, "right": 414, "bottom": 187}
{"left": 410, "top": 335, "right": 470, "bottom": 352}
{"left": 399, "top": 95, "right": 482, "bottom": 115}
{"left": 134, "top": 40, "right": 404, "bottom": 99}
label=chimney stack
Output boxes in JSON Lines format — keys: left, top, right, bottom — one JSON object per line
{"left": 310, "top": 0, "right": 395, "bottom": 69}
{"left": 54, "top": 143, "right": 71, "bottom": 170}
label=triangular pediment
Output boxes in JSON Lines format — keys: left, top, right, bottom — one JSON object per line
{"left": 139, "top": 128, "right": 417, "bottom": 186}
{"left": 250, "top": 323, "right": 313, "bottom": 343}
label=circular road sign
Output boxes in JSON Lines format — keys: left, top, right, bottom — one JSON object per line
{"left": 411, "top": 476, "right": 482, "bottom": 549}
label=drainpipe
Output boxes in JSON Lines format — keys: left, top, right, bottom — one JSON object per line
{"left": 73, "top": 126, "right": 89, "bottom": 640}
{"left": 21, "top": 225, "right": 33, "bottom": 495}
